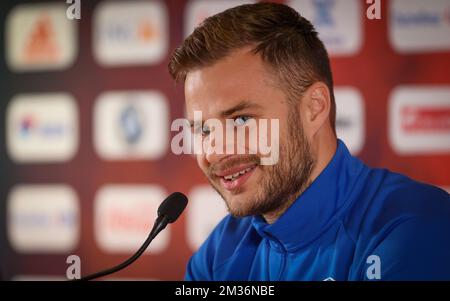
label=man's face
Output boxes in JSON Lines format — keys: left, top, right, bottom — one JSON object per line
{"left": 185, "top": 47, "right": 315, "bottom": 218}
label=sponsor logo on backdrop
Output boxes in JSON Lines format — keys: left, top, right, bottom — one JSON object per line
{"left": 288, "top": 0, "right": 363, "bottom": 56}
{"left": 7, "top": 185, "right": 79, "bottom": 253}
{"left": 184, "top": 0, "right": 255, "bottom": 37}
{"left": 93, "top": 0, "right": 168, "bottom": 66}
{"left": 390, "top": 0, "right": 450, "bottom": 53}
{"left": 6, "top": 93, "right": 78, "bottom": 163}
{"left": 94, "top": 91, "right": 168, "bottom": 160}
{"left": 187, "top": 186, "right": 228, "bottom": 251}
{"left": 389, "top": 86, "right": 450, "bottom": 154}
{"left": 335, "top": 87, "right": 365, "bottom": 155}
{"left": 94, "top": 185, "right": 169, "bottom": 254}
{"left": 6, "top": 3, "right": 77, "bottom": 71}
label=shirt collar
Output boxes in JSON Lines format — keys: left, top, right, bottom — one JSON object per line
{"left": 251, "top": 139, "right": 365, "bottom": 252}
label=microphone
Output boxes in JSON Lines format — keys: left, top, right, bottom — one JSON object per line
{"left": 79, "top": 192, "right": 188, "bottom": 281}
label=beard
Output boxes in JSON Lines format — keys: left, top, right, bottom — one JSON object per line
{"left": 205, "top": 108, "right": 316, "bottom": 219}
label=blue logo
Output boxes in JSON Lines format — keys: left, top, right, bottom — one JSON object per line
{"left": 393, "top": 7, "right": 450, "bottom": 27}
{"left": 102, "top": 22, "right": 133, "bottom": 42}
{"left": 119, "top": 104, "right": 143, "bottom": 145}
{"left": 13, "top": 211, "right": 76, "bottom": 228}
{"left": 312, "top": 0, "right": 335, "bottom": 27}
{"left": 18, "top": 114, "right": 68, "bottom": 138}
{"left": 394, "top": 11, "right": 441, "bottom": 27}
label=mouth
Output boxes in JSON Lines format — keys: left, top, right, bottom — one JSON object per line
{"left": 216, "top": 164, "right": 258, "bottom": 191}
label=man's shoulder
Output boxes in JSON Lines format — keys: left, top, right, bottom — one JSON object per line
{"left": 366, "top": 168, "right": 449, "bottom": 218}
{"left": 344, "top": 168, "right": 450, "bottom": 279}
{"left": 347, "top": 166, "right": 450, "bottom": 244}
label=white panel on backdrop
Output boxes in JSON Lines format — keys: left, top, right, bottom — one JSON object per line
{"left": 94, "top": 185, "right": 169, "bottom": 254}
{"left": 187, "top": 185, "right": 228, "bottom": 251}
{"left": 6, "top": 3, "right": 77, "bottom": 72}
{"left": 335, "top": 87, "right": 365, "bottom": 155}
{"left": 7, "top": 185, "right": 80, "bottom": 253}
{"left": 184, "top": 0, "right": 255, "bottom": 37}
{"left": 6, "top": 93, "right": 79, "bottom": 163}
{"left": 288, "top": 0, "right": 363, "bottom": 57}
{"left": 390, "top": 0, "right": 450, "bottom": 53}
{"left": 389, "top": 86, "right": 450, "bottom": 154}
{"left": 93, "top": 0, "right": 168, "bottom": 66}
{"left": 94, "top": 90, "right": 169, "bottom": 160}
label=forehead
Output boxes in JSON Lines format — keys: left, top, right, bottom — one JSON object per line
{"left": 184, "top": 48, "right": 279, "bottom": 118}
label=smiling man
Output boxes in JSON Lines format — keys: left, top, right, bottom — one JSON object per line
{"left": 168, "top": 3, "right": 450, "bottom": 281}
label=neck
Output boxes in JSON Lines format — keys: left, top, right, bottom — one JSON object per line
{"left": 263, "top": 134, "right": 337, "bottom": 224}
{"left": 263, "top": 179, "right": 312, "bottom": 224}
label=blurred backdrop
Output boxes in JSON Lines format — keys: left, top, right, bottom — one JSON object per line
{"left": 0, "top": 0, "right": 449, "bottom": 280}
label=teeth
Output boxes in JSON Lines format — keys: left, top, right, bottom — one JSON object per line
{"left": 223, "top": 166, "right": 254, "bottom": 181}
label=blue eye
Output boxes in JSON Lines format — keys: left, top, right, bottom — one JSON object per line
{"left": 234, "top": 116, "right": 252, "bottom": 126}
{"left": 193, "top": 123, "right": 210, "bottom": 136}
{"left": 201, "top": 124, "right": 211, "bottom": 136}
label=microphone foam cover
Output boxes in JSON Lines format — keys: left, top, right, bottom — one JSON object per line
{"left": 157, "top": 192, "right": 188, "bottom": 223}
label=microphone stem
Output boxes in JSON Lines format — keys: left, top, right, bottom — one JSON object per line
{"left": 79, "top": 215, "right": 169, "bottom": 281}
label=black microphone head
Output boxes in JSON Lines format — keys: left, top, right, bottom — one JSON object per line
{"left": 157, "top": 192, "right": 188, "bottom": 223}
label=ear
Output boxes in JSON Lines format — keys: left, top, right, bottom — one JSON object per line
{"left": 299, "top": 82, "right": 331, "bottom": 139}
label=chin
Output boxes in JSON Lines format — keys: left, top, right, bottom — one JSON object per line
{"left": 208, "top": 168, "right": 263, "bottom": 215}
{"left": 223, "top": 191, "right": 255, "bottom": 217}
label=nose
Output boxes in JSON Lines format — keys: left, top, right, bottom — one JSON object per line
{"left": 204, "top": 129, "right": 240, "bottom": 164}
{"left": 205, "top": 144, "right": 232, "bottom": 165}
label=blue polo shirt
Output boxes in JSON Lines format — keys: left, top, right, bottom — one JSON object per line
{"left": 185, "top": 139, "right": 450, "bottom": 281}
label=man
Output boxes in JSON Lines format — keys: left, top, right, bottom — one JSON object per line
{"left": 168, "top": 3, "right": 450, "bottom": 280}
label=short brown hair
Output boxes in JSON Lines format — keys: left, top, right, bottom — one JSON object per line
{"left": 168, "top": 2, "right": 336, "bottom": 131}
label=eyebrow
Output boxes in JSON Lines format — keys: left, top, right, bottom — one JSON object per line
{"left": 220, "top": 100, "right": 263, "bottom": 118}
{"left": 188, "top": 100, "right": 262, "bottom": 127}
